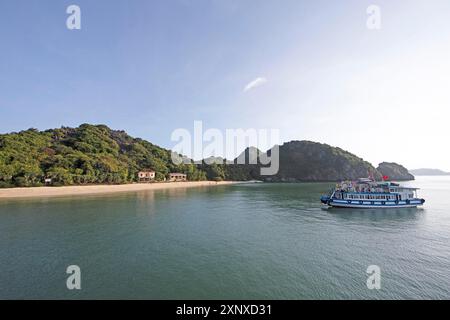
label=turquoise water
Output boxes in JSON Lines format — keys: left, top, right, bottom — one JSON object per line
{"left": 0, "top": 177, "right": 449, "bottom": 299}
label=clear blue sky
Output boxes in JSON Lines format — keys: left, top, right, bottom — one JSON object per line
{"left": 1, "top": 0, "right": 450, "bottom": 170}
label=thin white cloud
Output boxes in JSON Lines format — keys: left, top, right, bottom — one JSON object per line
{"left": 243, "top": 77, "right": 267, "bottom": 92}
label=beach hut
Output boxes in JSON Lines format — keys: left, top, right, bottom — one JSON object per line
{"left": 138, "top": 170, "right": 156, "bottom": 182}
{"left": 169, "top": 173, "right": 187, "bottom": 182}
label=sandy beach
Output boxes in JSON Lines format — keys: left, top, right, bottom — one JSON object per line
{"left": 0, "top": 181, "right": 237, "bottom": 199}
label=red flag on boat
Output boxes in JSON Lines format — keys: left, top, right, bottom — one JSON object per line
{"left": 383, "top": 175, "right": 389, "bottom": 181}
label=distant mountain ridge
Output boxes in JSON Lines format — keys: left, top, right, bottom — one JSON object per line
{"left": 409, "top": 168, "right": 450, "bottom": 176}
{"left": 225, "top": 141, "right": 383, "bottom": 182}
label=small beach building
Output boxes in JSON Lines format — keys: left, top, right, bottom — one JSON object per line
{"left": 169, "top": 173, "right": 187, "bottom": 182}
{"left": 138, "top": 170, "right": 156, "bottom": 182}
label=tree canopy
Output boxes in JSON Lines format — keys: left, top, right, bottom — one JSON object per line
{"left": 0, "top": 124, "right": 209, "bottom": 187}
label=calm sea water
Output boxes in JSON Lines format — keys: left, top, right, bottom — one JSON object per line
{"left": 0, "top": 176, "right": 449, "bottom": 299}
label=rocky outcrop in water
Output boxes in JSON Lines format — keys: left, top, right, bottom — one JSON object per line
{"left": 377, "top": 162, "right": 415, "bottom": 181}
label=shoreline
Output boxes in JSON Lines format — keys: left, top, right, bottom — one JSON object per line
{"left": 0, "top": 181, "right": 238, "bottom": 199}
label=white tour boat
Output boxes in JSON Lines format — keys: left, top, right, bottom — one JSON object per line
{"left": 320, "top": 178, "right": 425, "bottom": 209}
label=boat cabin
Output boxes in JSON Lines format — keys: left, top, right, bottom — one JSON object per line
{"left": 333, "top": 180, "right": 419, "bottom": 201}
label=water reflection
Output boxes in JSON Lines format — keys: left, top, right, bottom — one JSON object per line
{"left": 233, "top": 182, "right": 331, "bottom": 211}
{"left": 325, "top": 206, "right": 425, "bottom": 224}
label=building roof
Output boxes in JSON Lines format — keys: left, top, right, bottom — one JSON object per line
{"left": 170, "top": 173, "right": 186, "bottom": 175}
{"left": 139, "top": 169, "right": 155, "bottom": 173}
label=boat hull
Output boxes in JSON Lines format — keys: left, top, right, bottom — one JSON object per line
{"left": 323, "top": 198, "right": 425, "bottom": 209}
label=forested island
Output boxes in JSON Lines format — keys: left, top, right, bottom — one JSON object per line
{"left": 0, "top": 124, "right": 414, "bottom": 188}
{"left": 376, "top": 162, "right": 415, "bottom": 181}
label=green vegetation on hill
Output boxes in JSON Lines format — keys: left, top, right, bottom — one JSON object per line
{"left": 0, "top": 124, "right": 207, "bottom": 188}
